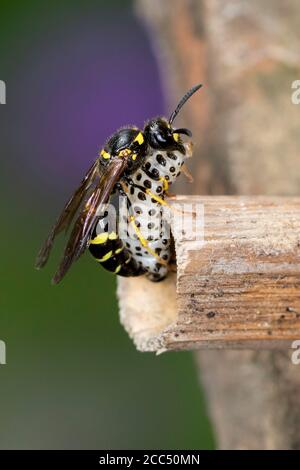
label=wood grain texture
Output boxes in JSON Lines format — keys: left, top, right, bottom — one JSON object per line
{"left": 118, "top": 196, "right": 300, "bottom": 351}
{"left": 136, "top": 0, "right": 300, "bottom": 449}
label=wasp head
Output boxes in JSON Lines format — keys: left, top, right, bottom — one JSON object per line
{"left": 144, "top": 117, "right": 191, "bottom": 153}
{"left": 144, "top": 84, "right": 203, "bottom": 152}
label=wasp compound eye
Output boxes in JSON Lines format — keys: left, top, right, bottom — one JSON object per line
{"left": 155, "top": 132, "right": 169, "bottom": 145}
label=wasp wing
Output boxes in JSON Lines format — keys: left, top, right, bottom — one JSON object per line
{"left": 35, "top": 159, "right": 100, "bottom": 269}
{"left": 51, "top": 157, "right": 127, "bottom": 284}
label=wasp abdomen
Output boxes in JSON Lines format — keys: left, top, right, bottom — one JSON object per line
{"left": 89, "top": 230, "right": 145, "bottom": 277}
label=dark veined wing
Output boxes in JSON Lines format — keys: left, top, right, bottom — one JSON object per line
{"left": 51, "top": 157, "right": 127, "bottom": 284}
{"left": 35, "top": 159, "right": 100, "bottom": 269}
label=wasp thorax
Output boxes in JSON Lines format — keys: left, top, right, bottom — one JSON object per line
{"left": 118, "top": 148, "right": 132, "bottom": 157}
{"left": 101, "top": 127, "right": 147, "bottom": 173}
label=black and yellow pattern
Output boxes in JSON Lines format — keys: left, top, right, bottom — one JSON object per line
{"left": 36, "top": 84, "right": 202, "bottom": 284}
{"left": 88, "top": 230, "right": 145, "bottom": 277}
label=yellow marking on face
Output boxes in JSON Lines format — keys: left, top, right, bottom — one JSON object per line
{"left": 89, "top": 233, "right": 108, "bottom": 244}
{"left": 100, "top": 149, "right": 111, "bottom": 159}
{"left": 159, "top": 176, "right": 169, "bottom": 191}
{"left": 115, "top": 247, "right": 123, "bottom": 254}
{"left": 118, "top": 148, "right": 132, "bottom": 157}
{"left": 134, "top": 132, "right": 144, "bottom": 145}
{"left": 129, "top": 216, "right": 168, "bottom": 265}
{"left": 125, "top": 256, "right": 131, "bottom": 264}
{"left": 173, "top": 133, "right": 179, "bottom": 142}
{"left": 132, "top": 153, "right": 137, "bottom": 161}
{"left": 97, "top": 250, "right": 113, "bottom": 262}
{"left": 108, "top": 232, "right": 117, "bottom": 240}
{"left": 114, "top": 265, "right": 121, "bottom": 274}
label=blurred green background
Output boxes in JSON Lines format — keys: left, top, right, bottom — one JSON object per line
{"left": 0, "top": 0, "right": 214, "bottom": 449}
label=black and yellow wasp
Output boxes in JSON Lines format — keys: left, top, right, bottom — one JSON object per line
{"left": 36, "top": 84, "right": 202, "bottom": 283}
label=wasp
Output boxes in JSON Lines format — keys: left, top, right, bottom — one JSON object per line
{"left": 35, "top": 84, "right": 202, "bottom": 283}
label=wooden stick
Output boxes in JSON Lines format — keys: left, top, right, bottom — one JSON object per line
{"left": 118, "top": 196, "right": 300, "bottom": 352}
{"left": 136, "top": 0, "right": 300, "bottom": 449}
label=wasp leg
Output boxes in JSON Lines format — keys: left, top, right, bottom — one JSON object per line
{"left": 127, "top": 180, "right": 186, "bottom": 217}
{"left": 184, "top": 141, "right": 193, "bottom": 158}
{"left": 147, "top": 190, "right": 191, "bottom": 216}
{"left": 120, "top": 181, "right": 129, "bottom": 194}
{"left": 157, "top": 176, "right": 176, "bottom": 198}
{"left": 159, "top": 176, "right": 169, "bottom": 192}
{"left": 127, "top": 179, "right": 177, "bottom": 211}
{"left": 129, "top": 216, "right": 168, "bottom": 266}
{"left": 181, "top": 164, "right": 194, "bottom": 183}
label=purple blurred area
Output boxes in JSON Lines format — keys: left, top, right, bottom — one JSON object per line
{"left": 0, "top": 1, "right": 214, "bottom": 450}
{"left": 6, "top": 4, "right": 164, "bottom": 199}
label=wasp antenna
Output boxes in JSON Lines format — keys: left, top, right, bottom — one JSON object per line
{"left": 169, "top": 83, "right": 203, "bottom": 125}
